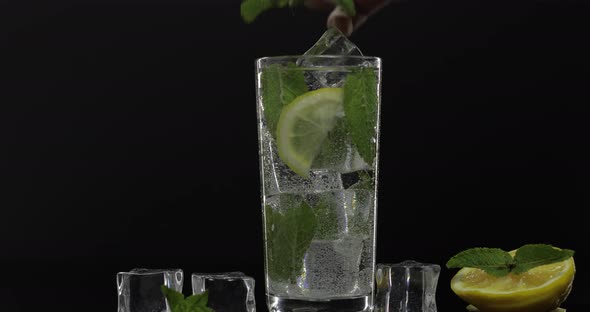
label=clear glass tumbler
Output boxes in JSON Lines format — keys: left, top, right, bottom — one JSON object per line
{"left": 255, "top": 56, "right": 382, "bottom": 312}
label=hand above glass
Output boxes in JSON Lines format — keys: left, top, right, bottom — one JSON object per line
{"left": 305, "top": 0, "right": 394, "bottom": 36}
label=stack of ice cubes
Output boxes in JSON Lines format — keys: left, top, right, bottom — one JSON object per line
{"left": 117, "top": 269, "right": 256, "bottom": 312}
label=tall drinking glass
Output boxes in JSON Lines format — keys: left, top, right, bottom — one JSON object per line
{"left": 255, "top": 56, "right": 381, "bottom": 312}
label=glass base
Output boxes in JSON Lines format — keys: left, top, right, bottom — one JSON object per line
{"left": 267, "top": 294, "right": 372, "bottom": 312}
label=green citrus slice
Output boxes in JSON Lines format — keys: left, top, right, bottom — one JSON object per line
{"left": 276, "top": 88, "right": 344, "bottom": 178}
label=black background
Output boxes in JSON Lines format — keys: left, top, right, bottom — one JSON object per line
{"left": 1, "top": 0, "right": 589, "bottom": 311}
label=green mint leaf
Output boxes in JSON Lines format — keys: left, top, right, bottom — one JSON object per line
{"left": 261, "top": 63, "right": 308, "bottom": 137}
{"left": 161, "top": 286, "right": 213, "bottom": 312}
{"left": 287, "top": 0, "right": 305, "bottom": 7}
{"left": 446, "top": 248, "right": 515, "bottom": 277}
{"left": 241, "top": 0, "right": 274, "bottom": 23}
{"left": 161, "top": 285, "right": 185, "bottom": 309}
{"left": 184, "top": 291, "right": 209, "bottom": 307}
{"left": 350, "top": 170, "right": 374, "bottom": 190}
{"left": 335, "top": 0, "right": 356, "bottom": 16}
{"left": 343, "top": 67, "right": 378, "bottom": 166}
{"left": 512, "top": 244, "right": 574, "bottom": 274}
{"left": 311, "top": 118, "right": 348, "bottom": 169}
{"left": 313, "top": 194, "right": 339, "bottom": 240}
{"left": 241, "top": 0, "right": 303, "bottom": 23}
{"left": 265, "top": 197, "right": 317, "bottom": 282}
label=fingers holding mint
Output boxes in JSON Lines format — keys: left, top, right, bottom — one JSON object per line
{"left": 304, "top": 0, "right": 393, "bottom": 16}
{"left": 323, "top": 0, "right": 393, "bottom": 36}
{"left": 242, "top": 0, "right": 394, "bottom": 36}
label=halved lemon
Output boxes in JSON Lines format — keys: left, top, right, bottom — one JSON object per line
{"left": 451, "top": 252, "right": 575, "bottom": 312}
{"left": 276, "top": 88, "right": 344, "bottom": 178}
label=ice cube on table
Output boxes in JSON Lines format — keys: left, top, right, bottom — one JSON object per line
{"left": 117, "top": 268, "right": 184, "bottom": 312}
{"left": 192, "top": 272, "right": 256, "bottom": 312}
{"left": 299, "top": 28, "right": 364, "bottom": 88}
{"left": 374, "top": 261, "right": 440, "bottom": 312}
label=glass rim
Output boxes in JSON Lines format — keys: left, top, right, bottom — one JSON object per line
{"left": 257, "top": 55, "right": 380, "bottom": 61}
{"left": 256, "top": 55, "right": 381, "bottom": 67}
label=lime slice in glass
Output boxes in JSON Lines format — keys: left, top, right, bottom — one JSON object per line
{"left": 276, "top": 88, "right": 344, "bottom": 178}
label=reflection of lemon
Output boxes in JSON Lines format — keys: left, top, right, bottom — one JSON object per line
{"left": 451, "top": 252, "right": 575, "bottom": 312}
{"left": 467, "top": 305, "right": 566, "bottom": 312}
{"left": 276, "top": 88, "right": 343, "bottom": 178}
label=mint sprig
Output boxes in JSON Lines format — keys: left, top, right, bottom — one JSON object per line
{"left": 261, "top": 63, "right": 307, "bottom": 138}
{"left": 447, "top": 244, "right": 574, "bottom": 277}
{"left": 265, "top": 198, "right": 317, "bottom": 282}
{"left": 161, "top": 286, "right": 214, "bottom": 312}
{"left": 343, "top": 67, "right": 378, "bottom": 166}
{"left": 335, "top": 0, "right": 356, "bottom": 16}
{"left": 446, "top": 248, "right": 515, "bottom": 277}
{"left": 241, "top": 0, "right": 275, "bottom": 23}
{"left": 241, "top": 0, "right": 356, "bottom": 23}
{"left": 512, "top": 244, "right": 575, "bottom": 274}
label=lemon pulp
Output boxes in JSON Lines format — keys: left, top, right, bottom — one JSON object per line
{"left": 276, "top": 88, "right": 344, "bottom": 178}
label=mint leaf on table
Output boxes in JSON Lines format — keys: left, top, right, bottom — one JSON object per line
{"left": 335, "top": 0, "right": 356, "bottom": 16}
{"left": 265, "top": 199, "right": 317, "bottom": 283}
{"left": 161, "top": 285, "right": 185, "bottom": 308}
{"left": 161, "top": 286, "right": 214, "bottom": 312}
{"left": 446, "top": 248, "right": 515, "bottom": 277}
{"left": 343, "top": 67, "right": 378, "bottom": 165}
{"left": 261, "top": 63, "right": 307, "bottom": 138}
{"left": 184, "top": 291, "right": 209, "bottom": 308}
{"left": 512, "top": 244, "right": 575, "bottom": 274}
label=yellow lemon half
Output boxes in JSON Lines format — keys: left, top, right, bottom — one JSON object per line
{"left": 451, "top": 253, "right": 575, "bottom": 312}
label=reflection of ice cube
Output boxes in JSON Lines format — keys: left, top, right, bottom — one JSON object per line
{"left": 302, "top": 237, "right": 364, "bottom": 297}
{"left": 192, "top": 272, "right": 255, "bottom": 312}
{"left": 343, "top": 189, "right": 374, "bottom": 236}
{"left": 374, "top": 261, "right": 441, "bottom": 312}
{"left": 117, "top": 268, "right": 184, "bottom": 312}
{"left": 309, "top": 169, "right": 343, "bottom": 191}
{"left": 310, "top": 119, "right": 370, "bottom": 174}
{"left": 299, "top": 28, "right": 364, "bottom": 89}
{"left": 261, "top": 128, "right": 344, "bottom": 195}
